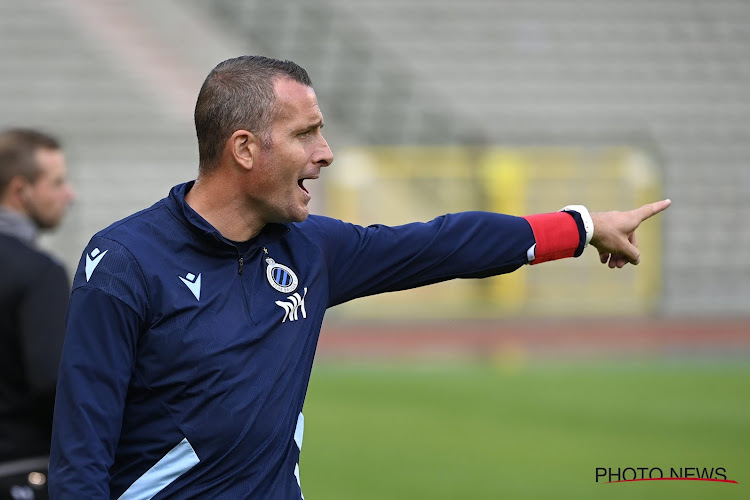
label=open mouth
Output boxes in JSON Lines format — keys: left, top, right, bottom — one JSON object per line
{"left": 298, "top": 175, "right": 318, "bottom": 195}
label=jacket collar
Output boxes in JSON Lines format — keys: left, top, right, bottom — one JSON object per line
{"left": 164, "top": 181, "right": 289, "bottom": 251}
{"left": 0, "top": 207, "right": 38, "bottom": 245}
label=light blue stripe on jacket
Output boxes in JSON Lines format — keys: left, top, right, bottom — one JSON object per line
{"left": 118, "top": 438, "right": 199, "bottom": 500}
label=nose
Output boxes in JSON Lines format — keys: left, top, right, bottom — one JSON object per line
{"left": 315, "top": 134, "right": 333, "bottom": 168}
{"left": 65, "top": 182, "right": 76, "bottom": 203}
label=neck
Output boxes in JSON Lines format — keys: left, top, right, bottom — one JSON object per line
{"left": 185, "top": 175, "right": 265, "bottom": 242}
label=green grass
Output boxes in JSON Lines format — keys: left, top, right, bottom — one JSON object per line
{"left": 300, "top": 360, "right": 750, "bottom": 499}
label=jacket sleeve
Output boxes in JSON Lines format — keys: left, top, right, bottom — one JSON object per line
{"left": 19, "top": 260, "right": 70, "bottom": 427}
{"left": 49, "top": 238, "right": 146, "bottom": 499}
{"left": 305, "top": 210, "right": 583, "bottom": 307}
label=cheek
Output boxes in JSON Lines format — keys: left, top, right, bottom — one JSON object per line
{"left": 254, "top": 145, "right": 305, "bottom": 196}
{"left": 251, "top": 164, "right": 287, "bottom": 203}
{"left": 38, "top": 186, "right": 69, "bottom": 212}
{"left": 43, "top": 188, "right": 62, "bottom": 207}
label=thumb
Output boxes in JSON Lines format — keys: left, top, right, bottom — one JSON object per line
{"left": 621, "top": 239, "right": 641, "bottom": 265}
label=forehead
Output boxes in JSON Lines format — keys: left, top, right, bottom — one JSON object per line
{"left": 34, "top": 148, "right": 67, "bottom": 178}
{"left": 271, "top": 78, "right": 322, "bottom": 126}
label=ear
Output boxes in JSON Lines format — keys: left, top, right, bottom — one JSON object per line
{"left": 229, "top": 129, "right": 261, "bottom": 172}
{"left": 1, "top": 175, "right": 32, "bottom": 209}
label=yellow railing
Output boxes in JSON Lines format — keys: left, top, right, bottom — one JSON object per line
{"left": 325, "top": 146, "right": 664, "bottom": 319}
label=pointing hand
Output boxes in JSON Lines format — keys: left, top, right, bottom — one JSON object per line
{"left": 590, "top": 199, "right": 671, "bottom": 268}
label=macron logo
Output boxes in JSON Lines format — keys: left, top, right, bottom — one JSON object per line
{"left": 179, "top": 272, "right": 201, "bottom": 301}
{"left": 85, "top": 248, "right": 108, "bottom": 282}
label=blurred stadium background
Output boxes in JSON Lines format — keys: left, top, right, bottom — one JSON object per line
{"left": 1, "top": 0, "right": 748, "bottom": 498}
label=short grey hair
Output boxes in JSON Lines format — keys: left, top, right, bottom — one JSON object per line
{"left": 194, "top": 56, "right": 312, "bottom": 174}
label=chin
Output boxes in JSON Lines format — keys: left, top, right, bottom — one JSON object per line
{"left": 291, "top": 211, "right": 309, "bottom": 223}
{"left": 32, "top": 215, "right": 62, "bottom": 230}
{"left": 282, "top": 207, "right": 309, "bottom": 224}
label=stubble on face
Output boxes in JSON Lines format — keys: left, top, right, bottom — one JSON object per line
{"left": 248, "top": 78, "right": 332, "bottom": 225}
{"left": 24, "top": 148, "right": 74, "bottom": 229}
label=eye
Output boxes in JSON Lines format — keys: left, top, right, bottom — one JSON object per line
{"left": 297, "top": 130, "right": 310, "bottom": 139}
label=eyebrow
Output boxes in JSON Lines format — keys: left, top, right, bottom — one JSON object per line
{"left": 296, "top": 120, "right": 324, "bottom": 134}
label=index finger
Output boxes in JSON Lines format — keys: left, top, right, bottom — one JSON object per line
{"left": 635, "top": 199, "right": 671, "bottom": 222}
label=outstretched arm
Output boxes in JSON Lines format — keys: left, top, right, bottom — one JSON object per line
{"left": 590, "top": 199, "right": 671, "bottom": 268}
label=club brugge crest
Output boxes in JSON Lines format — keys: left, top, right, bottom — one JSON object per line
{"left": 265, "top": 258, "right": 298, "bottom": 293}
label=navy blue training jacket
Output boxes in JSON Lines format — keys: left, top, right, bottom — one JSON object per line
{"left": 50, "top": 181, "right": 582, "bottom": 499}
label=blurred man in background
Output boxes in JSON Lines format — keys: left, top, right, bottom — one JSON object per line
{"left": 0, "top": 129, "right": 75, "bottom": 498}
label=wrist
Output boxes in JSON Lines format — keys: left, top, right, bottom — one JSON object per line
{"left": 589, "top": 212, "right": 604, "bottom": 249}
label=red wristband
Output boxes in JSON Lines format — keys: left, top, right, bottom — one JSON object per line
{"left": 522, "top": 212, "right": 580, "bottom": 265}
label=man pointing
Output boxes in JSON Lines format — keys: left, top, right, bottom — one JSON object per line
{"left": 50, "top": 56, "right": 669, "bottom": 499}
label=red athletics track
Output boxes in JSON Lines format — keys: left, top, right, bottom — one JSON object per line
{"left": 317, "top": 318, "right": 750, "bottom": 361}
